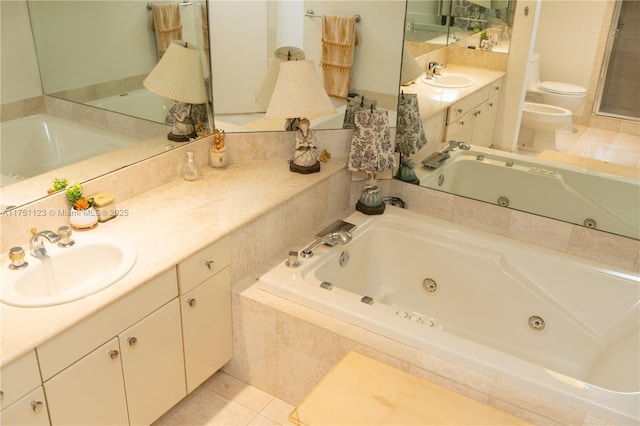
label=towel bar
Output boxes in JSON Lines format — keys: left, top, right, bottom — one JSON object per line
{"left": 305, "top": 9, "right": 361, "bottom": 23}
{"left": 147, "top": 2, "right": 192, "bottom": 11}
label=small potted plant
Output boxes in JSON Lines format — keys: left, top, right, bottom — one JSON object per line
{"left": 209, "top": 128, "right": 228, "bottom": 169}
{"left": 65, "top": 182, "right": 98, "bottom": 229}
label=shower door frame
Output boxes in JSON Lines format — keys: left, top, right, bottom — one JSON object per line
{"left": 593, "top": 0, "right": 639, "bottom": 122}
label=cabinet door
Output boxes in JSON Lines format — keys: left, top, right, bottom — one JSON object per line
{"left": 44, "top": 338, "right": 128, "bottom": 426}
{"left": 181, "top": 268, "right": 233, "bottom": 393}
{"left": 119, "top": 299, "right": 186, "bottom": 426}
{"left": 471, "top": 100, "right": 498, "bottom": 148}
{"left": 0, "top": 387, "right": 49, "bottom": 426}
{"left": 445, "top": 116, "right": 473, "bottom": 143}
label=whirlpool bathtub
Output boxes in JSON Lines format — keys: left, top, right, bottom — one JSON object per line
{"left": 416, "top": 146, "right": 640, "bottom": 239}
{"left": 258, "top": 206, "right": 640, "bottom": 423}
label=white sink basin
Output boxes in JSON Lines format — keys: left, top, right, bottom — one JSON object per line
{"left": 1, "top": 235, "right": 136, "bottom": 307}
{"left": 421, "top": 73, "right": 476, "bottom": 88}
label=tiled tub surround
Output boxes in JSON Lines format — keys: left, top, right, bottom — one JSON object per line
{"left": 1, "top": 127, "right": 638, "bottom": 424}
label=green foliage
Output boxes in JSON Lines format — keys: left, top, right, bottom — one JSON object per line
{"left": 65, "top": 182, "right": 84, "bottom": 205}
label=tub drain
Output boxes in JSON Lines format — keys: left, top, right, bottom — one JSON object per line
{"left": 422, "top": 278, "right": 438, "bottom": 294}
{"left": 497, "top": 196, "right": 510, "bottom": 207}
{"left": 528, "top": 315, "right": 546, "bottom": 332}
{"left": 339, "top": 251, "right": 350, "bottom": 267}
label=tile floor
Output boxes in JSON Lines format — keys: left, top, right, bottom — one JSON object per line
{"left": 554, "top": 124, "right": 640, "bottom": 168}
{"left": 153, "top": 371, "right": 295, "bottom": 426}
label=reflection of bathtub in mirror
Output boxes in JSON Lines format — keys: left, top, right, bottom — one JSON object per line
{"left": 1, "top": 114, "right": 138, "bottom": 187}
{"left": 416, "top": 146, "right": 640, "bottom": 239}
{"left": 86, "top": 89, "right": 171, "bottom": 124}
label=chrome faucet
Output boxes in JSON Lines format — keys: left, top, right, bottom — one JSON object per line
{"left": 426, "top": 62, "right": 446, "bottom": 78}
{"left": 301, "top": 231, "right": 352, "bottom": 258}
{"left": 421, "top": 140, "right": 471, "bottom": 170}
{"left": 30, "top": 229, "right": 61, "bottom": 257}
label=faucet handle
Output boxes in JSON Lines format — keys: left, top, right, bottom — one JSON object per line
{"left": 8, "top": 247, "right": 28, "bottom": 270}
{"left": 57, "top": 226, "right": 75, "bottom": 247}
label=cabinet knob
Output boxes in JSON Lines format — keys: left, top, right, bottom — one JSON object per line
{"left": 108, "top": 349, "right": 119, "bottom": 359}
{"left": 204, "top": 260, "right": 215, "bottom": 270}
{"left": 31, "top": 400, "right": 44, "bottom": 413}
{"left": 187, "top": 298, "right": 197, "bottom": 307}
{"left": 127, "top": 337, "right": 138, "bottom": 346}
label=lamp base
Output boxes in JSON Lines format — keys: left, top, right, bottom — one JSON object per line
{"left": 290, "top": 161, "right": 320, "bottom": 174}
{"left": 356, "top": 200, "right": 385, "bottom": 215}
{"left": 167, "top": 131, "right": 199, "bottom": 142}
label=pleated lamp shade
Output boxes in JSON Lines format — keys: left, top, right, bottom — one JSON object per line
{"left": 400, "top": 46, "right": 424, "bottom": 85}
{"left": 255, "top": 47, "right": 305, "bottom": 110}
{"left": 265, "top": 60, "right": 336, "bottom": 119}
{"left": 143, "top": 41, "right": 208, "bottom": 104}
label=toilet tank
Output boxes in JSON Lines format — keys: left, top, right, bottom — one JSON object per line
{"left": 527, "top": 52, "right": 541, "bottom": 91}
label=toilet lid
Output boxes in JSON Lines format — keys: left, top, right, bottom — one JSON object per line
{"left": 539, "top": 81, "right": 586, "bottom": 96}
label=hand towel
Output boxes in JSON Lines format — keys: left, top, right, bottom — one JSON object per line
{"left": 347, "top": 110, "right": 395, "bottom": 175}
{"left": 396, "top": 93, "right": 428, "bottom": 155}
{"left": 321, "top": 14, "right": 359, "bottom": 101}
{"left": 151, "top": 3, "right": 183, "bottom": 60}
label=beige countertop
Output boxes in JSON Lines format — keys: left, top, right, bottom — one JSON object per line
{"left": 0, "top": 158, "right": 347, "bottom": 366}
{"left": 402, "top": 64, "right": 506, "bottom": 119}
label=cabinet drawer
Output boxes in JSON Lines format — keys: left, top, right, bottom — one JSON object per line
{"left": 0, "top": 350, "right": 41, "bottom": 410}
{"left": 0, "top": 386, "right": 49, "bottom": 426}
{"left": 447, "top": 86, "right": 490, "bottom": 124}
{"left": 37, "top": 268, "right": 178, "bottom": 380}
{"left": 177, "top": 236, "right": 230, "bottom": 294}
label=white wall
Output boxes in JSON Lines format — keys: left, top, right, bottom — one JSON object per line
{"left": 0, "top": 0, "right": 43, "bottom": 103}
{"left": 533, "top": 0, "right": 607, "bottom": 89}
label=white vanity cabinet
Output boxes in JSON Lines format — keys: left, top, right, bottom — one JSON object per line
{"left": 39, "top": 268, "right": 185, "bottom": 425}
{"left": 44, "top": 338, "right": 129, "bottom": 425}
{"left": 445, "top": 79, "right": 502, "bottom": 147}
{"left": 177, "top": 237, "right": 232, "bottom": 393}
{"left": 0, "top": 351, "right": 49, "bottom": 426}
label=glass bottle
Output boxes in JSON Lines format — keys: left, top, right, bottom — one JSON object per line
{"left": 181, "top": 149, "right": 201, "bottom": 181}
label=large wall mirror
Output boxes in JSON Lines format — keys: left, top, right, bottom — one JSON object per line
{"left": 405, "top": 0, "right": 514, "bottom": 55}
{"left": 0, "top": 0, "right": 210, "bottom": 210}
{"left": 209, "top": 0, "right": 407, "bottom": 133}
{"left": 396, "top": 0, "right": 639, "bottom": 241}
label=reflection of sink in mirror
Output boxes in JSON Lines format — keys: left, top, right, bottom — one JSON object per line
{"left": 421, "top": 73, "right": 476, "bottom": 88}
{"left": 1, "top": 234, "right": 136, "bottom": 307}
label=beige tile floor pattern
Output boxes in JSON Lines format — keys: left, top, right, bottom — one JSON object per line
{"left": 554, "top": 124, "right": 640, "bottom": 168}
{"left": 153, "top": 371, "right": 295, "bottom": 426}
{"left": 154, "top": 124, "right": 639, "bottom": 426}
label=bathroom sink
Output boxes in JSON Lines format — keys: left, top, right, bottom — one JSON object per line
{"left": 1, "top": 235, "right": 136, "bottom": 307}
{"left": 421, "top": 73, "right": 476, "bottom": 88}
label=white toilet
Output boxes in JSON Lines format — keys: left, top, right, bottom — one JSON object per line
{"left": 518, "top": 52, "right": 587, "bottom": 151}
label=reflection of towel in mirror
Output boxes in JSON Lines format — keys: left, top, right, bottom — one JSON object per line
{"left": 321, "top": 15, "right": 359, "bottom": 101}
{"left": 347, "top": 110, "right": 395, "bottom": 175}
{"left": 396, "top": 93, "right": 428, "bottom": 155}
{"left": 151, "top": 3, "right": 183, "bottom": 60}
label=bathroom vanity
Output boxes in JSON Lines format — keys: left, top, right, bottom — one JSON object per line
{"left": 1, "top": 238, "right": 231, "bottom": 425}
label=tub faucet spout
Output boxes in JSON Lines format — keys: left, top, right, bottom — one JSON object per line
{"left": 301, "top": 231, "right": 352, "bottom": 258}
{"left": 421, "top": 140, "right": 470, "bottom": 170}
{"left": 30, "top": 229, "right": 60, "bottom": 257}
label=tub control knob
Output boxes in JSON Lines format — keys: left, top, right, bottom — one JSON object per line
{"left": 286, "top": 251, "right": 300, "bottom": 268}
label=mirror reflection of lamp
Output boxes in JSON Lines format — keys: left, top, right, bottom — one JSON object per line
{"left": 264, "top": 60, "right": 337, "bottom": 174}
{"left": 400, "top": 46, "right": 424, "bottom": 86}
{"left": 395, "top": 92, "right": 428, "bottom": 185}
{"left": 143, "top": 40, "right": 208, "bottom": 142}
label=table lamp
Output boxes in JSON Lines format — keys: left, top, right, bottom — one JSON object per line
{"left": 255, "top": 47, "right": 305, "bottom": 110}
{"left": 265, "top": 60, "right": 336, "bottom": 174}
{"left": 347, "top": 109, "right": 396, "bottom": 215}
{"left": 143, "top": 40, "right": 208, "bottom": 142}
